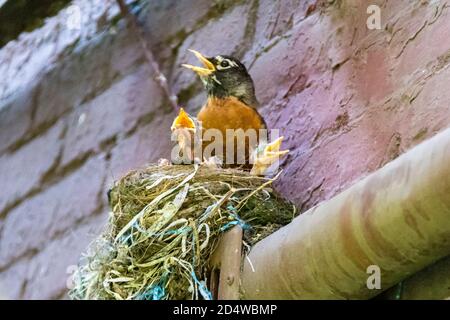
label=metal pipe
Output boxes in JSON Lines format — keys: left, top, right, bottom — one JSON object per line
{"left": 241, "top": 128, "right": 450, "bottom": 299}
{"left": 380, "top": 255, "right": 450, "bottom": 300}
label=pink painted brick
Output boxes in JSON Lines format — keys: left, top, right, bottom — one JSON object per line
{"left": 171, "top": 3, "right": 251, "bottom": 97}
{"left": 0, "top": 83, "right": 38, "bottom": 154}
{"left": 391, "top": 3, "right": 450, "bottom": 85}
{"left": 0, "top": 258, "right": 29, "bottom": 300}
{"left": 61, "top": 67, "right": 163, "bottom": 167}
{"left": 0, "top": 155, "right": 107, "bottom": 268}
{"left": 245, "top": 0, "right": 316, "bottom": 60}
{"left": 108, "top": 114, "right": 173, "bottom": 184}
{"left": 32, "top": 29, "right": 144, "bottom": 131}
{"left": 400, "top": 64, "right": 450, "bottom": 148}
{"left": 0, "top": 121, "right": 64, "bottom": 215}
{"left": 23, "top": 214, "right": 107, "bottom": 299}
{"left": 142, "top": 0, "right": 213, "bottom": 44}
{"left": 275, "top": 110, "right": 396, "bottom": 209}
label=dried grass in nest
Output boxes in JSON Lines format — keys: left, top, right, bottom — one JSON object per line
{"left": 69, "top": 163, "right": 296, "bottom": 300}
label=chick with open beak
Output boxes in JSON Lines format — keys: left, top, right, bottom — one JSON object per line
{"left": 250, "top": 136, "right": 290, "bottom": 176}
{"left": 171, "top": 108, "right": 202, "bottom": 164}
{"left": 181, "top": 49, "right": 288, "bottom": 175}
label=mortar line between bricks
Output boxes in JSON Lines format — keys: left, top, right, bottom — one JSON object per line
{"left": 0, "top": 208, "right": 107, "bottom": 273}
{"left": 0, "top": 149, "right": 91, "bottom": 220}
{"left": 18, "top": 276, "right": 28, "bottom": 300}
{"left": 52, "top": 289, "right": 69, "bottom": 300}
{"left": 6, "top": 63, "right": 182, "bottom": 218}
{"left": 273, "top": 34, "right": 450, "bottom": 169}
{"left": 162, "top": 1, "right": 252, "bottom": 97}
{"left": 0, "top": 1, "right": 238, "bottom": 116}
{"left": 0, "top": 107, "right": 172, "bottom": 220}
{"left": 235, "top": 0, "right": 259, "bottom": 60}
{"left": 395, "top": 20, "right": 428, "bottom": 59}
{"left": 0, "top": 90, "right": 170, "bottom": 221}
{"left": 6, "top": 62, "right": 144, "bottom": 151}
{"left": 2, "top": 24, "right": 157, "bottom": 156}
{"left": 0, "top": 248, "right": 38, "bottom": 274}
{"left": 0, "top": 107, "right": 174, "bottom": 251}
{"left": 246, "top": 1, "right": 332, "bottom": 71}
{"left": 5, "top": 105, "right": 54, "bottom": 156}
{"left": 268, "top": 54, "right": 450, "bottom": 175}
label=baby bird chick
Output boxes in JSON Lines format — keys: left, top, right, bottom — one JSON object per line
{"left": 170, "top": 108, "right": 202, "bottom": 164}
{"left": 250, "top": 136, "right": 289, "bottom": 176}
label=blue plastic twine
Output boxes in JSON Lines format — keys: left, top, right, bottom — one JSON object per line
{"left": 220, "top": 206, "right": 251, "bottom": 232}
{"left": 138, "top": 273, "right": 169, "bottom": 300}
{"left": 138, "top": 285, "right": 165, "bottom": 300}
{"left": 191, "top": 271, "right": 212, "bottom": 300}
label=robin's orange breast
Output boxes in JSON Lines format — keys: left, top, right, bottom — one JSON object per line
{"left": 197, "top": 97, "right": 266, "bottom": 166}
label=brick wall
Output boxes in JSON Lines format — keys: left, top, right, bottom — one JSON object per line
{"left": 0, "top": 0, "right": 450, "bottom": 299}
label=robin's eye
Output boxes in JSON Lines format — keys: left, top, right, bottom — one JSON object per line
{"left": 216, "top": 58, "right": 234, "bottom": 70}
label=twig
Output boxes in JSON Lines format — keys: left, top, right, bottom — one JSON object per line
{"left": 116, "top": 0, "right": 179, "bottom": 111}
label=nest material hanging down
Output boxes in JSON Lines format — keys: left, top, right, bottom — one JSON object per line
{"left": 69, "top": 163, "right": 295, "bottom": 300}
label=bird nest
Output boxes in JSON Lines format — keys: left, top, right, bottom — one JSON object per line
{"left": 69, "top": 163, "right": 295, "bottom": 300}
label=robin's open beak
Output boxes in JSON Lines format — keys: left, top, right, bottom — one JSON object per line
{"left": 182, "top": 49, "right": 215, "bottom": 76}
{"left": 171, "top": 108, "right": 196, "bottom": 131}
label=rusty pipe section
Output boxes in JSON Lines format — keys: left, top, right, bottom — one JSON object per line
{"left": 241, "top": 128, "right": 450, "bottom": 299}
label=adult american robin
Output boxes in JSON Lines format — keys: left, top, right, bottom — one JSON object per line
{"left": 172, "top": 50, "right": 288, "bottom": 174}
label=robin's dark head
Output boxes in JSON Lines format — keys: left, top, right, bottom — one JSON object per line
{"left": 182, "top": 49, "right": 258, "bottom": 107}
